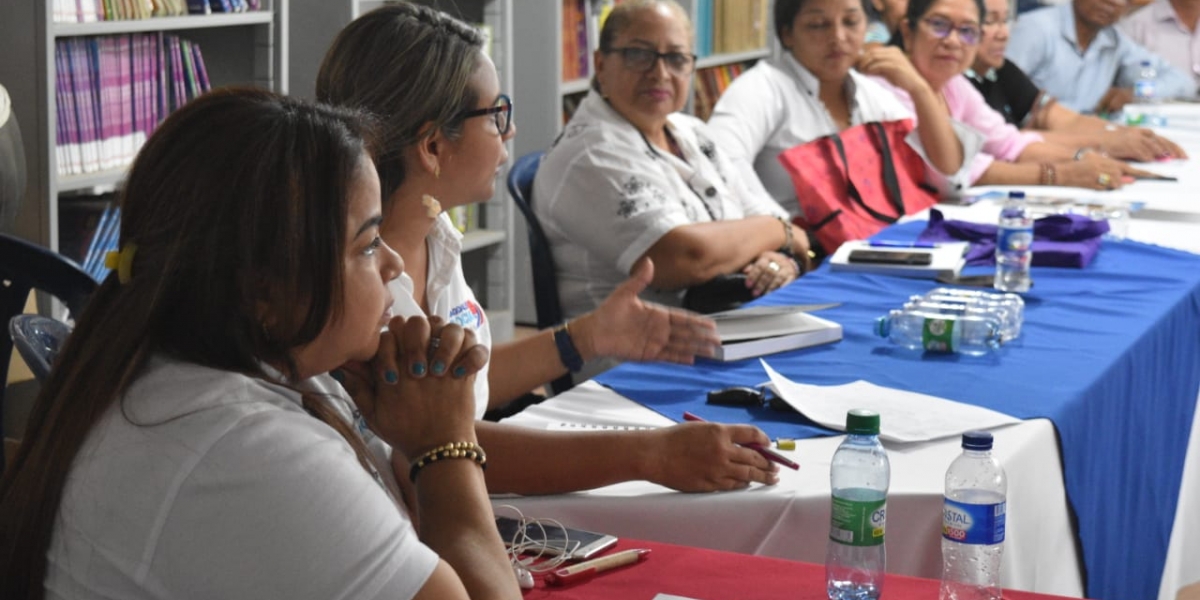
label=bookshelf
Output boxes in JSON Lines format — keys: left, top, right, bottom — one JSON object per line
{"left": 509, "top": 0, "right": 772, "bottom": 324}
{"left": 288, "top": 0, "right": 516, "bottom": 342}
{"left": 0, "top": 0, "right": 288, "bottom": 264}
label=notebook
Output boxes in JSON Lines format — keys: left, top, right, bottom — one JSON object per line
{"left": 707, "top": 306, "right": 843, "bottom": 362}
{"left": 829, "top": 240, "right": 970, "bottom": 279}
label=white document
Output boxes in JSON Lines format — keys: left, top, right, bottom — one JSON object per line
{"left": 762, "top": 361, "right": 1020, "bottom": 443}
{"left": 653, "top": 596, "right": 702, "bottom": 600}
{"left": 829, "top": 240, "right": 970, "bottom": 279}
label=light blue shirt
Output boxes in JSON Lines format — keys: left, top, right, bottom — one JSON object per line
{"left": 1007, "top": 3, "right": 1197, "bottom": 112}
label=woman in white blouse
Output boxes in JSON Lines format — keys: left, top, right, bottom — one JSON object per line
{"left": 707, "top": 0, "right": 971, "bottom": 217}
{"left": 535, "top": 0, "right": 814, "bottom": 323}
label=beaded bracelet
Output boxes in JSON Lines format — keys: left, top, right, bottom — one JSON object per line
{"left": 409, "top": 441, "right": 487, "bottom": 483}
{"left": 776, "top": 216, "right": 794, "bottom": 255}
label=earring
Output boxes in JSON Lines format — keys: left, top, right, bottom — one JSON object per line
{"left": 421, "top": 194, "right": 443, "bottom": 218}
{"left": 433, "top": 163, "right": 440, "bottom": 179}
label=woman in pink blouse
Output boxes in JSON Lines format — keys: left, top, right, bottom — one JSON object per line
{"left": 874, "top": 0, "right": 1157, "bottom": 189}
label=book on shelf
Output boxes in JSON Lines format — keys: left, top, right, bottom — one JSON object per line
{"left": 829, "top": 240, "right": 970, "bottom": 279}
{"left": 692, "top": 61, "right": 749, "bottom": 121}
{"left": 53, "top": 33, "right": 211, "bottom": 178}
{"left": 705, "top": 305, "right": 843, "bottom": 362}
{"left": 447, "top": 205, "right": 479, "bottom": 234}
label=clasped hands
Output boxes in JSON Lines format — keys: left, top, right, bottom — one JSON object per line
{"left": 336, "top": 315, "right": 488, "bottom": 459}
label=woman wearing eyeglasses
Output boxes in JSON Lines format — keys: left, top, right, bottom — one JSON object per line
{"left": 967, "top": 0, "right": 1186, "bottom": 161}
{"left": 877, "top": 0, "right": 1158, "bottom": 189}
{"left": 707, "top": 0, "right": 977, "bottom": 218}
{"left": 318, "top": 3, "right": 779, "bottom": 495}
{"left": 535, "top": 0, "right": 815, "bottom": 332}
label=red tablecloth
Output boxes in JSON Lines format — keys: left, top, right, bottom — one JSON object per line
{"left": 522, "top": 539, "right": 1085, "bottom": 600}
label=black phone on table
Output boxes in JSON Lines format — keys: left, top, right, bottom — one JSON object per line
{"left": 847, "top": 249, "right": 934, "bottom": 266}
{"left": 495, "top": 516, "right": 618, "bottom": 561}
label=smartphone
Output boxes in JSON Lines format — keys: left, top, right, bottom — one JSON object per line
{"left": 847, "top": 249, "right": 934, "bottom": 266}
{"left": 495, "top": 516, "right": 618, "bottom": 561}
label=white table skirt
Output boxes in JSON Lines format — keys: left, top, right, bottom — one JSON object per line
{"left": 491, "top": 381, "right": 1085, "bottom": 597}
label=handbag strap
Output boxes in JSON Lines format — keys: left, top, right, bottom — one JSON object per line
{"left": 827, "top": 123, "right": 906, "bottom": 225}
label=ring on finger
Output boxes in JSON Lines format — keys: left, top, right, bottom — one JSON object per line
{"left": 767, "top": 260, "right": 781, "bottom": 273}
{"left": 1097, "top": 173, "right": 1112, "bottom": 187}
{"left": 429, "top": 336, "right": 441, "bottom": 351}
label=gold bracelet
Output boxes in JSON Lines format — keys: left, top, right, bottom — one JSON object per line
{"left": 409, "top": 441, "right": 487, "bottom": 483}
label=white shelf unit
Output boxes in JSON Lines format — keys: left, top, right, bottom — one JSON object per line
{"left": 289, "top": 0, "right": 515, "bottom": 341}
{"left": 509, "top": 0, "right": 772, "bottom": 324}
{"left": 0, "top": 1, "right": 289, "bottom": 253}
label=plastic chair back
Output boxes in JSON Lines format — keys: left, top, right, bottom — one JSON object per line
{"left": 0, "top": 233, "right": 97, "bottom": 475}
{"left": 506, "top": 151, "right": 573, "bottom": 395}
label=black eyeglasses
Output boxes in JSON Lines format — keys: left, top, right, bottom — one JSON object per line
{"left": 604, "top": 47, "right": 697, "bottom": 75}
{"left": 459, "top": 94, "right": 513, "bottom": 136}
{"left": 921, "top": 16, "right": 982, "bottom": 45}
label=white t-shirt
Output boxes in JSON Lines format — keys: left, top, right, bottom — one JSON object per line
{"left": 390, "top": 212, "right": 492, "bottom": 419}
{"left": 533, "top": 90, "right": 788, "bottom": 320}
{"left": 45, "top": 358, "right": 438, "bottom": 600}
{"left": 707, "top": 54, "right": 983, "bottom": 213}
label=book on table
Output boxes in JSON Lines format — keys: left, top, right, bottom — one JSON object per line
{"left": 829, "top": 240, "right": 970, "bottom": 279}
{"left": 706, "top": 305, "right": 843, "bottom": 362}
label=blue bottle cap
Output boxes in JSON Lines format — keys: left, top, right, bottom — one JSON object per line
{"left": 875, "top": 316, "right": 891, "bottom": 338}
{"left": 962, "top": 430, "right": 993, "bottom": 450}
{"left": 1008, "top": 191, "right": 1026, "bottom": 199}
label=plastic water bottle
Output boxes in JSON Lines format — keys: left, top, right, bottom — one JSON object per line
{"left": 926, "top": 288, "right": 1024, "bottom": 336}
{"left": 908, "top": 295, "right": 1019, "bottom": 341}
{"left": 940, "top": 431, "right": 1007, "bottom": 600}
{"left": 875, "top": 309, "right": 1003, "bottom": 355}
{"left": 994, "top": 191, "right": 1033, "bottom": 293}
{"left": 827, "top": 409, "right": 890, "bottom": 600}
{"left": 1134, "top": 60, "right": 1156, "bottom": 104}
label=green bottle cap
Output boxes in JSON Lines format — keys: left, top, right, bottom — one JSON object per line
{"left": 846, "top": 409, "right": 880, "bottom": 435}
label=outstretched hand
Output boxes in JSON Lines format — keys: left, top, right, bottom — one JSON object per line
{"left": 573, "top": 257, "right": 720, "bottom": 365}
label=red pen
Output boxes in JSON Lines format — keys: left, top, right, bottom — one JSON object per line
{"left": 683, "top": 411, "right": 801, "bottom": 470}
{"left": 545, "top": 548, "right": 651, "bottom": 586}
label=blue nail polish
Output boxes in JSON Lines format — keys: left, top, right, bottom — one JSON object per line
{"left": 411, "top": 362, "right": 426, "bottom": 376}
{"left": 432, "top": 361, "right": 446, "bottom": 375}
{"left": 330, "top": 369, "right": 345, "bottom": 383}
{"left": 453, "top": 366, "right": 467, "bottom": 378}
{"left": 384, "top": 370, "right": 399, "bottom": 384}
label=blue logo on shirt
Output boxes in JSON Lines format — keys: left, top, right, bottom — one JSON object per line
{"left": 449, "top": 300, "right": 485, "bottom": 329}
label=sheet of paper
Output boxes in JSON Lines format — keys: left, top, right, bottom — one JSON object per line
{"left": 762, "top": 360, "right": 1020, "bottom": 443}
{"left": 653, "top": 595, "right": 701, "bottom": 600}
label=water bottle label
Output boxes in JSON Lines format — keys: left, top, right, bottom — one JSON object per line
{"left": 997, "top": 226, "right": 1032, "bottom": 253}
{"left": 1135, "top": 79, "right": 1155, "bottom": 100}
{"left": 830, "top": 496, "right": 886, "bottom": 546}
{"left": 921, "top": 317, "right": 957, "bottom": 353}
{"left": 942, "top": 498, "right": 1006, "bottom": 545}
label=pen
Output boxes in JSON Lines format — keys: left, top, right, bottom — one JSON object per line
{"left": 868, "top": 240, "right": 937, "bottom": 248}
{"left": 545, "top": 548, "right": 651, "bottom": 586}
{"left": 682, "top": 412, "right": 800, "bottom": 470}
{"left": 1134, "top": 174, "right": 1178, "bottom": 181}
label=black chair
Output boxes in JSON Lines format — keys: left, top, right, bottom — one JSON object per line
{"left": 506, "top": 150, "right": 574, "bottom": 398}
{"left": 9, "top": 314, "right": 73, "bottom": 383}
{"left": 1, "top": 234, "right": 98, "bottom": 475}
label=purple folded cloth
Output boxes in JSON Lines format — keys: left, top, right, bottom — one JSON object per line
{"left": 918, "top": 209, "right": 1110, "bottom": 268}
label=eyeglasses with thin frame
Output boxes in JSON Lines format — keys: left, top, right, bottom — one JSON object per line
{"left": 981, "top": 12, "right": 1015, "bottom": 29}
{"left": 459, "top": 93, "right": 513, "bottom": 136}
{"left": 604, "top": 46, "right": 697, "bottom": 76}
{"left": 920, "top": 16, "right": 982, "bottom": 45}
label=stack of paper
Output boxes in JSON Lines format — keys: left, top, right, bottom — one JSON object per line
{"left": 707, "top": 305, "right": 843, "bottom": 362}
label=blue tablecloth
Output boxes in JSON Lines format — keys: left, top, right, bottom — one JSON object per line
{"left": 595, "top": 221, "right": 1200, "bottom": 600}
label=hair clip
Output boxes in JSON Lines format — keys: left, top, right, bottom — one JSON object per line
{"left": 103, "top": 243, "right": 138, "bottom": 284}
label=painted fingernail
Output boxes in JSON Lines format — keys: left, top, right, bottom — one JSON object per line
{"left": 384, "top": 370, "right": 399, "bottom": 384}
{"left": 431, "top": 360, "right": 446, "bottom": 375}
{"left": 411, "top": 362, "right": 426, "bottom": 376}
{"left": 453, "top": 366, "right": 467, "bottom": 378}
{"left": 330, "top": 369, "right": 345, "bottom": 383}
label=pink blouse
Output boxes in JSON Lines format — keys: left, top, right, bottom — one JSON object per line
{"left": 870, "top": 74, "right": 1044, "bottom": 184}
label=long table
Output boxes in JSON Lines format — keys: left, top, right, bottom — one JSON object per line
{"left": 496, "top": 220, "right": 1200, "bottom": 600}
{"left": 521, "top": 538, "right": 1086, "bottom": 600}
